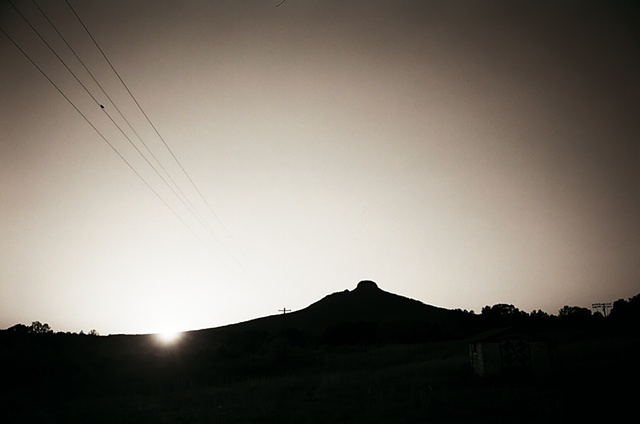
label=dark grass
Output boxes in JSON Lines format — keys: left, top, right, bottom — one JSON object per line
{"left": 3, "top": 331, "right": 638, "bottom": 423}
{"left": 0, "top": 338, "right": 596, "bottom": 424}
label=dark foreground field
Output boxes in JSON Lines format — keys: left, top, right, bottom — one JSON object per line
{"left": 3, "top": 331, "right": 638, "bottom": 424}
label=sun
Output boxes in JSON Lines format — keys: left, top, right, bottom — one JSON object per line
{"left": 155, "top": 330, "right": 182, "bottom": 344}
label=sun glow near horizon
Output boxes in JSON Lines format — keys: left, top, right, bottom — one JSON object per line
{"left": 155, "top": 329, "right": 183, "bottom": 345}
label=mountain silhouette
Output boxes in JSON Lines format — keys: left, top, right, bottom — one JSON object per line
{"left": 291, "top": 280, "right": 454, "bottom": 327}
{"left": 197, "top": 280, "right": 475, "bottom": 344}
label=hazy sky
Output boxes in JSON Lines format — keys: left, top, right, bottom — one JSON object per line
{"left": 1, "top": 0, "right": 639, "bottom": 335}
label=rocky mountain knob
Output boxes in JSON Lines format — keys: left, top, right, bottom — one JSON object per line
{"left": 355, "top": 280, "right": 379, "bottom": 290}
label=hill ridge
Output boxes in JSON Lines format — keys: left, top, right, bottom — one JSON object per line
{"left": 194, "top": 280, "right": 468, "bottom": 341}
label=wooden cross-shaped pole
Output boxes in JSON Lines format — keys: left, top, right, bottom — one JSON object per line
{"left": 278, "top": 307, "right": 291, "bottom": 315}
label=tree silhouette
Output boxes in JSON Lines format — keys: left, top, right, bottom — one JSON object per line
{"left": 609, "top": 293, "right": 640, "bottom": 326}
{"left": 481, "top": 303, "right": 527, "bottom": 327}
{"left": 29, "top": 321, "right": 53, "bottom": 334}
{"left": 558, "top": 306, "right": 594, "bottom": 326}
{"left": 528, "top": 309, "right": 556, "bottom": 328}
{"left": 7, "top": 323, "right": 30, "bottom": 334}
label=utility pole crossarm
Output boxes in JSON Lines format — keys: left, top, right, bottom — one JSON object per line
{"left": 592, "top": 302, "right": 612, "bottom": 317}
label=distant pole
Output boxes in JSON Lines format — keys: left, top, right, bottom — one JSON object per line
{"left": 278, "top": 307, "right": 291, "bottom": 329}
{"left": 592, "top": 302, "right": 612, "bottom": 317}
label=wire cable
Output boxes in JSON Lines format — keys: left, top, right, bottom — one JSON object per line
{"left": 65, "top": 0, "right": 258, "bottom": 275}
{"left": 16, "top": 0, "right": 225, "bottom": 250}
{"left": 31, "top": 0, "right": 206, "bottom": 227}
{"left": 101, "top": 104, "right": 221, "bottom": 241}
{"left": 8, "top": 0, "right": 100, "bottom": 106}
{"left": 0, "top": 25, "right": 203, "bottom": 242}
{"left": 65, "top": 0, "right": 245, "bottom": 250}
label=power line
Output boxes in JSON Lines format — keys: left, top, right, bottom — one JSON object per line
{"left": 18, "top": 0, "right": 228, "bottom": 251}
{"left": 0, "top": 25, "right": 203, "bottom": 242}
{"left": 8, "top": 0, "right": 101, "bottom": 106}
{"left": 6, "top": 0, "right": 256, "bottom": 279}
{"left": 65, "top": 0, "right": 257, "bottom": 274}
{"left": 8, "top": 0, "right": 201, "bottom": 231}
{"left": 100, "top": 104, "right": 221, "bottom": 241}
{"left": 27, "top": 0, "right": 203, "bottom": 226}
{"left": 31, "top": 0, "right": 207, "bottom": 229}
{"left": 64, "top": 0, "right": 245, "bottom": 250}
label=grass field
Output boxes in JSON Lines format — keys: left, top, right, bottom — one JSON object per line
{"left": 5, "top": 332, "right": 637, "bottom": 424}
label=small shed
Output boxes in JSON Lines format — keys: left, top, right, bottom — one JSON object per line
{"left": 469, "top": 327, "right": 553, "bottom": 380}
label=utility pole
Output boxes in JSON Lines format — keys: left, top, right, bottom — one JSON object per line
{"left": 592, "top": 302, "right": 612, "bottom": 317}
{"left": 278, "top": 307, "right": 291, "bottom": 330}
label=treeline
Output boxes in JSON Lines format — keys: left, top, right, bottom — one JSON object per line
{"left": 458, "top": 292, "right": 640, "bottom": 331}
{"left": 304, "top": 293, "right": 640, "bottom": 346}
{"left": 5, "top": 321, "right": 99, "bottom": 336}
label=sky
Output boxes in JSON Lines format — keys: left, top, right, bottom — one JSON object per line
{"left": 1, "top": 0, "right": 639, "bottom": 335}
